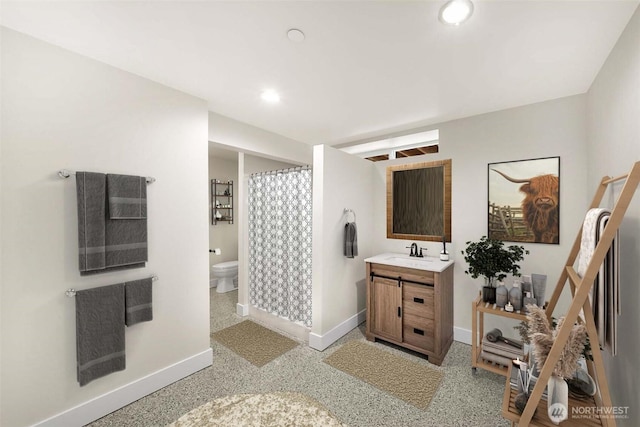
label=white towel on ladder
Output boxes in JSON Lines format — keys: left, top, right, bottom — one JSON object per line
{"left": 576, "top": 208, "right": 619, "bottom": 355}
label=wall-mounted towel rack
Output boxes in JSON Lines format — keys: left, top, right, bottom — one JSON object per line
{"left": 344, "top": 208, "right": 356, "bottom": 222}
{"left": 58, "top": 169, "right": 156, "bottom": 184}
{"left": 65, "top": 275, "right": 158, "bottom": 297}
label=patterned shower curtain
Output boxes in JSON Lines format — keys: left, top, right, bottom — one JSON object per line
{"left": 248, "top": 166, "right": 312, "bottom": 327}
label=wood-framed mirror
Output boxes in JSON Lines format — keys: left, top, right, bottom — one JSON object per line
{"left": 386, "top": 159, "right": 451, "bottom": 242}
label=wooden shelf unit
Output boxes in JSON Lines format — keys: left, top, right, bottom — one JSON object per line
{"left": 211, "top": 179, "right": 233, "bottom": 225}
{"left": 501, "top": 161, "right": 640, "bottom": 427}
{"left": 471, "top": 295, "right": 527, "bottom": 376}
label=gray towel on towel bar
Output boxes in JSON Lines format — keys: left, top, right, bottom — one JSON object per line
{"left": 125, "top": 278, "right": 153, "bottom": 326}
{"left": 77, "top": 172, "right": 107, "bottom": 272}
{"left": 104, "top": 217, "right": 148, "bottom": 270}
{"left": 344, "top": 222, "right": 358, "bottom": 258}
{"left": 76, "top": 171, "right": 148, "bottom": 275}
{"left": 75, "top": 284, "right": 126, "bottom": 386}
{"left": 107, "top": 174, "right": 147, "bottom": 219}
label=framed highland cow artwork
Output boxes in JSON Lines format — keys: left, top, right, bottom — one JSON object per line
{"left": 488, "top": 156, "right": 560, "bottom": 244}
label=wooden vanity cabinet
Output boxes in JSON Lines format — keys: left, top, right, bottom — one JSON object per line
{"left": 365, "top": 261, "right": 453, "bottom": 365}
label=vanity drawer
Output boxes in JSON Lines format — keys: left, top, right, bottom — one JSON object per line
{"left": 369, "top": 264, "right": 434, "bottom": 285}
{"left": 403, "top": 283, "right": 434, "bottom": 319}
{"left": 403, "top": 313, "right": 434, "bottom": 350}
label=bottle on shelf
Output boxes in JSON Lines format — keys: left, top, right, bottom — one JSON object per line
{"left": 509, "top": 280, "right": 523, "bottom": 311}
{"left": 496, "top": 281, "right": 509, "bottom": 308}
{"left": 523, "top": 291, "right": 537, "bottom": 312}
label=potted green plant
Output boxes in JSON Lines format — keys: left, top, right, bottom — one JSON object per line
{"left": 461, "top": 236, "right": 529, "bottom": 303}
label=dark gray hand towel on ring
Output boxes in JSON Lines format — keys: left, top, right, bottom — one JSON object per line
{"left": 344, "top": 222, "right": 358, "bottom": 258}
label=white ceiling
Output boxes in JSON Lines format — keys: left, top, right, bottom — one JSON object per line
{"left": 2, "top": 1, "right": 638, "bottom": 147}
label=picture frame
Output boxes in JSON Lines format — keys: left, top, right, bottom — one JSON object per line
{"left": 488, "top": 156, "right": 560, "bottom": 244}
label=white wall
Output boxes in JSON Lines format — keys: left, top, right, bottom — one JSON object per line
{"left": 1, "top": 28, "right": 211, "bottom": 427}
{"left": 0, "top": 22, "right": 4, "bottom": 420}
{"left": 587, "top": 6, "right": 640, "bottom": 424}
{"left": 208, "top": 155, "right": 239, "bottom": 271}
{"left": 371, "top": 95, "right": 589, "bottom": 338}
{"left": 311, "top": 145, "right": 375, "bottom": 350}
{"left": 244, "top": 154, "right": 297, "bottom": 174}
{"left": 208, "top": 111, "right": 312, "bottom": 165}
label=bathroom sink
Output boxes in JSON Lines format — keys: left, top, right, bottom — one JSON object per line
{"left": 385, "top": 256, "right": 432, "bottom": 263}
{"left": 383, "top": 255, "right": 435, "bottom": 270}
{"left": 364, "top": 252, "right": 453, "bottom": 272}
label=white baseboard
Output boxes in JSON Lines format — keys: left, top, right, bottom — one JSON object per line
{"left": 454, "top": 326, "right": 472, "bottom": 345}
{"left": 209, "top": 278, "right": 218, "bottom": 288}
{"left": 248, "top": 306, "right": 310, "bottom": 342}
{"left": 236, "top": 303, "right": 248, "bottom": 317}
{"left": 33, "top": 348, "right": 213, "bottom": 427}
{"left": 309, "top": 309, "right": 366, "bottom": 351}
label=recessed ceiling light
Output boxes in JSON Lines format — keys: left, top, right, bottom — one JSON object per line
{"left": 439, "top": 0, "right": 474, "bottom": 26}
{"left": 287, "top": 28, "right": 305, "bottom": 42}
{"left": 261, "top": 89, "right": 280, "bottom": 103}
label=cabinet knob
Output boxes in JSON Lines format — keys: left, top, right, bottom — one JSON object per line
{"left": 413, "top": 328, "right": 425, "bottom": 336}
{"left": 413, "top": 297, "right": 424, "bottom": 304}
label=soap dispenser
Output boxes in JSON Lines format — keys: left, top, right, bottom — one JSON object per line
{"left": 440, "top": 235, "right": 449, "bottom": 261}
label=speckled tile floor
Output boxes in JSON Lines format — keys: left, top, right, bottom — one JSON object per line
{"left": 87, "top": 289, "right": 510, "bottom": 427}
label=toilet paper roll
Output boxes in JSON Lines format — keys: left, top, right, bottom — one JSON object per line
{"left": 213, "top": 248, "right": 222, "bottom": 255}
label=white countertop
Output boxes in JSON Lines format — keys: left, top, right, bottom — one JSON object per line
{"left": 364, "top": 252, "right": 454, "bottom": 273}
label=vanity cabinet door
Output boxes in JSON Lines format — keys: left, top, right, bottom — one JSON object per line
{"left": 370, "top": 276, "right": 402, "bottom": 342}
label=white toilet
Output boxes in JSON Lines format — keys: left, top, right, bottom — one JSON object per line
{"left": 211, "top": 260, "right": 238, "bottom": 293}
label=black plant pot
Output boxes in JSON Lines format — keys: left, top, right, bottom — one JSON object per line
{"left": 482, "top": 286, "right": 496, "bottom": 304}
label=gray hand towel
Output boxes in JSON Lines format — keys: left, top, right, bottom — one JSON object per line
{"left": 76, "top": 172, "right": 107, "bottom": 272}
{"left": 104, "top": 217, "right": 148, "bottom": 269}
{"left": 125, "top": 278, "right": 153, "bottom": 326}
{"left": 344, "top": 222, "right": 358, "bottom": 258}
{"left": 76, "top": 284, "right": 126, "bottom": 386}
{"left": 107, "top": 174, "right": 147, "bottom": 219}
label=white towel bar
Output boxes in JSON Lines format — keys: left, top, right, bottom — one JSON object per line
{"left": 65, "top": 275, "right": 158, "bottom": 297}
{"left": 58, "top": 169, "right": 156, "bottom": 184}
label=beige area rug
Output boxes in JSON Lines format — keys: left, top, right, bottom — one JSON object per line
{"left": 168, "top": 392, "right": 346, "bottom": 427}
{"left": 211, "top": 320, "right": 298, "bottom": 367}
{"left": 324, "top": 340, "right": 444, "bottom": 410}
